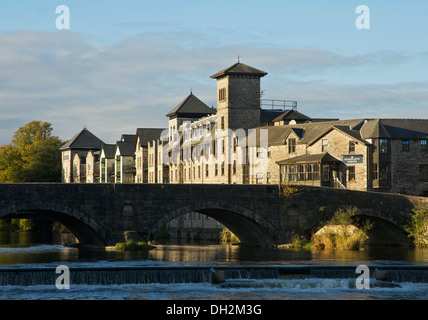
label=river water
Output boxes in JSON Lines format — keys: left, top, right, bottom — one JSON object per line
{"left": 1, "top": 231, "right": 428, "bottom": 300}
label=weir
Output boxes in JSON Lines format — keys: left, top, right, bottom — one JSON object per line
{"left": 1, "top": 265, "right": 428, "bottom": 286}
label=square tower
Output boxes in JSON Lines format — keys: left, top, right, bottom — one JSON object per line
{"left": 210, "top": 62, "right": 267, "bottom": 131}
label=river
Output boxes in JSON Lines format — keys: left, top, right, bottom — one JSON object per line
{"left": 1, "top": 231, "right": 428, "bottom": 300}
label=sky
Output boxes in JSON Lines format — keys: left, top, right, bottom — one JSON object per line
{"left": 0, "top": 0, "right": 427, "bottom": 145}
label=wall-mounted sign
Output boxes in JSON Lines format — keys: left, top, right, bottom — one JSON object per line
{"left": 343, "top": 155, "right": 363, "bottom": 164}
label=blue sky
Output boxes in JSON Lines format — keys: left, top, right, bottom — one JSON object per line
{"left": 0, "top": 1, "right": 427, "bottom": 144}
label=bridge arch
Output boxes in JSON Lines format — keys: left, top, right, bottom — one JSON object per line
{"left": 309, "top": 210, "right": 412, "bottom": 247}
{"left": 0, "top": 201, "right": 106, "bottom": 245}
{"left": 355, "top": 214, "right": 412, "bottom": 247}
{"left": 150, "top": 201, "right": 276, "bottom": 247}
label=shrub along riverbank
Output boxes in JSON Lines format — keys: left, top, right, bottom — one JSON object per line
{"left": 290, "top": 205, "right": 428, "bottom": 250}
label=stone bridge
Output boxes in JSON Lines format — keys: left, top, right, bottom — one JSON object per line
{"left": 0, "top": 183, "right": 427, "bottom": 247}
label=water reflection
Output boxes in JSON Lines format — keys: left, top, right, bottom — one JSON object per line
{"left": 1, "top": 232, "right": 428, "bottom": 267}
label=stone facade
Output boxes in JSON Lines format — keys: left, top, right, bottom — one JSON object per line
{"left": 2, "top": 183, "right": 428, "bottom": 246}
{"left": 61, "top": 62, "right": 428, "bottom": 199}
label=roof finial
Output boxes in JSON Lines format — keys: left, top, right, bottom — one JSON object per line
{"left": 190, "top": 87, "right": 193, "bottom": 95}
{"left": 237, "top": 55, "right": 240, "bottom": 63}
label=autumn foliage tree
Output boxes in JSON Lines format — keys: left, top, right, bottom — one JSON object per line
{"left": 0, "top": 121, "right": 62, "bottom": 182}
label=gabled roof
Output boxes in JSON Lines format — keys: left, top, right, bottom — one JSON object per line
{"left": 60, "top": 129, "right": 104, "bottom": 151}
{"left": 115, "top": 141, "right": 135, "bottom": 157}
{"left": 367, "top": 119, "right": 428, "bottom": 139}
{"left": 166, "top": 93, "right": 215, "bottom": 118}
{"left": 210, "top": 62, "right": 268, "bottom": 79}
{"left": 121, "top": 134, "right": 136, "bottom": 142}
{"left": 100, "top": 144, "right": 116, "bottom": 159}
{"left": 272, "top": 109, "right": 312, "bottom": 123}
{"left": 260, "top": 109, "right": 285, "bottom": 122}
{"left": 135, "top": 128, "right": 166, "bottom": 147}
{"left": 276, "top": 152, "right": 341, "bottom": 165}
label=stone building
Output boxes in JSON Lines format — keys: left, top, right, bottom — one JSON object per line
{"left": 60, "top": 61, "right": 428, "bottom": 198}
{"left": 135, "top": 128, "right": 166, "bottom": 183}
{"left": 99, "top": 144, "right": 116, "bottom": 183}
{"left": 250, "top": 118, "right": 428, "bottom": 195}
{"left": 60, "top": 128, "right": 104, "bottom": 183}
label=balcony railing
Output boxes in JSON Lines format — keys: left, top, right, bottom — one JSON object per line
{"left": 261, "top": 99, "right": 297, "bottom": 111}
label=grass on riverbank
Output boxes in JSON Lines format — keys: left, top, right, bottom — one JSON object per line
{"left": 289, "top": 206, "right": 372, "bottom": 250}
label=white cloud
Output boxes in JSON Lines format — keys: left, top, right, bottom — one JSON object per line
{"left": 0, "top": 29, "right": 427, "bottom": 145}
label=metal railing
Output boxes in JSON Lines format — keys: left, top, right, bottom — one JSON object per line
{"left": 261, "top": 99, "right": 297, "bottom": 110}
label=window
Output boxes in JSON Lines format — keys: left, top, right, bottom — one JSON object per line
{"left": 267, "top": 172, "right": 271, "bottom": 184}
{"left": 221, "top": 162, "right": 225, "bottom": 175}
{"left": 322, "top": 139, "right": 328, "bottom": 152}
{"left": 257, "top": 147, "right": 263, "bottom": 158}
{"left": 402, "top": 140, "right": 410, "bottom": 151}
{"left": 215, "top": 164, "right": 218, "bottom": 176}
{"left": 349, "top": 141, "right": 355, "bottom": 153}
{"left": 372, "top": 163, "right": 378, "bottom": 180}
{"left": 206, "top": 164, "right": 209, "bottom": 177}
{"left": 297, "top": 165, "right": 304, "bottom": 181}
{"left": 268, "top": 147, "right": 271, "bottom": 158}
{"left": 379, "top": 139, "right": 388, "bottom": 153}
{"left": 256, "top": 173, "right": 263, "bottom": 184}
{"left": 233, "top": 160, "right": 236, "bottom": 174}
{"left": 305, "top": 165, "right": 312, "bottom": 180}
{"left": 198, "top": 165, "right": 201, "bottom": 178}
{"left": 220, "top": 116, "right": 225, "bottom": 130}
{"left": 348, "top": 166, "right": 356, "bottom": 181}
{"left": 288, "top": 165, "right": 297, "bottom": 182}
{"left": 281, "top": 165, "right": 288, "bottom": 183}
{"left": 322, "top": 165, "right": 330, "bottom": 182}
{"left": 379, "top": 164, "right": 389, "bottom": 180}
{"left": 419, "top": 164, "right": 428, "bottom": 180}
{"left": 219, "top": 88, "right": 226, "bottom": 102}
{"left": 288, "top": 138, "right": 296, "bottom": 153}
{"left": 313, "top": 164, "right": 320, "bottom": 180}
{"left": 421, "top": 139, "right": 427, "bottom": 151}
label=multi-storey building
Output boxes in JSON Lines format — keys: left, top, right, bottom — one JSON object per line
{"left": 61, "top": 61, "right": 428, "bottom": 197}
{"left": 60, "top": 128, "right": 104, "bottom": 183}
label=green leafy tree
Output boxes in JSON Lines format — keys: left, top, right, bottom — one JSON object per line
{"left": 0, "top": 121, "right": 62, "bottom": 182}
{"left": 404, "top": 206, "right": 428, "bottom": 248}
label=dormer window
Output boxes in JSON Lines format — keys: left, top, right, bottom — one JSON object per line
{"left": 288, "top": 138, "right": 296, "bottom": 153}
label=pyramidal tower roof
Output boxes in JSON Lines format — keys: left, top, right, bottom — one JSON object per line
{"left": 166, "top": 93, "right": 215, "bottom": 118}
{"left": 210, "top": 62, "right": 268, "bottom": 79}
{"left": 60, "top": 128, "right": 104, "bottom": 150}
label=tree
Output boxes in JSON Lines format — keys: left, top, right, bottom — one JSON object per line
{"left": 404, "top": 206, "right": 428, "bottom": 248}
{"left": 0, "top": 121, "right": 62, "bottom": 182}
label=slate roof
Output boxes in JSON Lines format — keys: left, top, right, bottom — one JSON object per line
{"left": 260, "top": 109, "right": 285, "bottom": 123}
{"left": 251, "top": 118, "right": 428, "bottom": 148}
{"left": 121, "top": 134, "right": 136, "bottom": 142}
{"left": 360, "top": 119, "right": 428, "bottom": 139}
{"left": 135, "top": 128, "right": 166, "bottom": 147}
{"left": 60, "top": 129, "right": 104, "bottom": 151}
{"left": 115, "top": 141, "right": 135, "bottom": 157}
{"left": 210, "top": 62, "right": 268, "bottom": 79}
{"left": 272, "top": 109, "right": 312, "bottom": 123}
{"left": 100, "top": 144, "right": 116, "bottom": 159}
{"left": 276, "top": 152, "right": 341, "bottom": 165}
{"left": 166, "top": 93, "right": 215, "bottom": 118}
